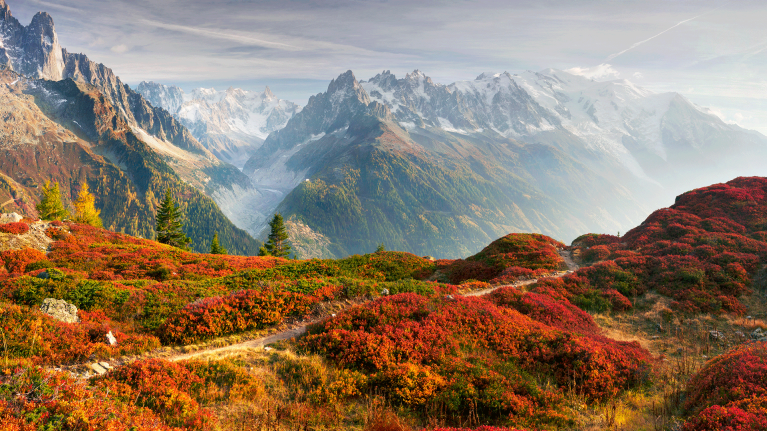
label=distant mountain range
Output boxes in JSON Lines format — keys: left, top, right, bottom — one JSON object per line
{"left": 136, "top": 83, "right": 300, "bottom": 168}
{"left": 2, "top": 0, "right": 765, "bottom": 258}
{"left": 241, "top": 69, "right": 767, "bottom": 257}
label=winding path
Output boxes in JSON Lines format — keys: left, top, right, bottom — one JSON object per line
{"left": 166, "top": 249, "right": 580, "bottom": 362}
{"left": 66, "top": 250, "right": 580, "bottom": 374}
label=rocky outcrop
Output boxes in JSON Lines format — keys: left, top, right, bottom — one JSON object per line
{"left": 39, "top": 298, "right": 79, "bottom": 323}
{"left": 0, "top": 3, "right": 64, "bottom": 81}
{"left": 0, "top": 212, "right": 22, "bottom": 223}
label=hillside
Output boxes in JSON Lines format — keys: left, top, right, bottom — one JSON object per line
{"left": 0, "top": 68, "right": 259, "bottom": 254}
{"left": 0, "top": 0, "right": 271, "bottom": 240}
{"left": 2, "top": 176, "right": 767, "bottom": 429}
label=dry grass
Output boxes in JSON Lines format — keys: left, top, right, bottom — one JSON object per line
{"left": 572, "top": 286, "right": 767, "bottom": 431}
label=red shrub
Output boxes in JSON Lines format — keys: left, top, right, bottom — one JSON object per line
{"left": 303, "top": 293, "right": 651, "bottom": 427}
{"left": 602, "top": 289, "right": 632, "bottom": 311}
{"left": 0, "top": 302, "right": 160, "bottom": 365}
{"left": 95, "top": 359, "right": 217, "bottom": 430}
{"left": 684, "top": 342, "right": 767, "bottom": 414}
{"left": 490, "top": 286, "right": 599, "bottom": 335}
{"left": 1, "top": 248, "right": 47, "bottom": 273}
{"left": 0, "top": 222, "right": 29, "bottom": 235}
{"left": 683, "top": 403, "right": 767, "bottom": 431}
{"left": 582, "top": 245, "right": 612, "bottom": 263}
{"left": 160, "top": 288, "right": 317, "bottom": 344}
{"left": 0, "top": 366, "right": 185, "bottom": 430}
{"left": 439, "top": 233, "right": 565, "bottom": 284}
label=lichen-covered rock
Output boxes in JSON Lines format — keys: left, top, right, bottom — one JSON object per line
{"left": 39, "top": 298, "right": 79, "bottom": 323}
{"left": 0, "top": 213, "right": 23, "bottom": 223}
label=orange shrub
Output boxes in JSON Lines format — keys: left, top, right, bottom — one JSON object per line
{"left": 0, "top": 222, "right": 29, "bottom": 235}
{"left": 1, "top": 248, "right": 47, "bottom": 274}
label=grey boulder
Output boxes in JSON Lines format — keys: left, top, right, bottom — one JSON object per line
{"left": 39, "top": 298, "right": 79, "bottom": 323}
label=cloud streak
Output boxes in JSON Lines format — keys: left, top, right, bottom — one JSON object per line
{"left": 605, "top": 13, "right": 706, "bottom": 62}
{"left": 140, "top": 19, "right": 301, "bottom": 51}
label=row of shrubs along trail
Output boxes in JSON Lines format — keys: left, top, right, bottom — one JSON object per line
{"left": 168, "top": 268, "right": 576, "bottom": 363}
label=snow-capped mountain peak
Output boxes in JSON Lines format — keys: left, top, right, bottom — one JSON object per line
{"left": 136, "top": 81, "right": 301, "bottom": 168}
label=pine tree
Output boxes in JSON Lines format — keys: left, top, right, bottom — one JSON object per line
{"left": 36, "top": 181, "right": 69, "bottom": 221}
{"left": 73, "top": 181, "right": 103, "bottom": 227}
{"left": 155, "top": 189, "right": 191, "bottom": 250}
{"left": 376, "top": 243, "right": 386, "bottom": 252}
{"left": 210, "top": 232, "right": 227, "bottom": 255}
{"left": 264, "top": 213, "right": 291, "bottom": 258}
{"left": 258, "top": 245, "right": 269, "bottom": 256}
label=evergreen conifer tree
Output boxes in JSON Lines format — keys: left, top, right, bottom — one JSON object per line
{"left": 258, "top": 245, "right": 269, "bottom": 256}
{"left": 36, "top": 181, "right": 69, "bottom": 221}
{"left": 155, "top": 189, "right": 191, "bottom": 250}
{"left": 264, "top": 213, "right": 291, "bottom": 258}
{"left": 73, "top": 181, "right": 103, "bottom": 227}
{"left": 209, "top": 232, "right": 227, "bottom": 255}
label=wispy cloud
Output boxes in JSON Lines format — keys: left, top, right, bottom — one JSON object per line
{"left": 605, "top": 13, "right": 706, "bottom": 62}
{"left": 28, "top": 0, "right": 83, "bottom": 14}
{"left": 140, "top": 19, "right": 301, "bottom": 51}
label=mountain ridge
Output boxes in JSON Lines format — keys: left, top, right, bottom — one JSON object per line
{"left": 242, "top": 70, "right": 647, "bottom": 257}
{"left": 136, "top": 81, "right": 300, "bottom": 168}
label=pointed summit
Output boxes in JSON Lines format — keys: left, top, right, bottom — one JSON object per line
{"left": 0, "top": 5, "right": 64, "bottom": 80}
{"left": 327, "top": 70, "right": 358, "bottom": 93}
{"left": 263, "top": 86, "right": 275, "bottom": 99}
{"left": 405, "top": 69, "right": 427, "bottom": 80}
{"left": 326, "top": 70, "right": 369, "bottom": 105}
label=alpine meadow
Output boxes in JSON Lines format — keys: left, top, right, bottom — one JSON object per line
{"left": 1, "top": 0, "right": 767, "bottom": 430}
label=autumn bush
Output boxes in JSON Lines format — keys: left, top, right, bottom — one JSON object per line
{"left": 556, "top": 178, "right": 767, "bottom": 315}
{"left": 1, "top": 248, "right": 47, "bottom": 274}
{"left": 0, "top": 302, "right": 159, "bottom": 365}
{"left": 0, "top": 366, "right": 185, "bottom": 431}
{"left": 302, "top": 293, "right": 651, "bottom": 428}
{"left": 94, "top": 359, "right": 217, "bottom": 430}
{"left": 0, "top": 222, "right": 29, "bottom": 235}
{"left": 489, "top": 285, "right": 600, "bottom": 335}
{"left": 436, "top": 233, "right": 564, "bottom": 284}
{"left": 681, "top": 341, "right": 767, "bottom": 430}
{"left": 159, "top": 288, "right": 317, "bottom": 344}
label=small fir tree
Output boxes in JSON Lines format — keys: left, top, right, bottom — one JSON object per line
{"left": 155, "top": 189, "right": 191, "bottom": 250}
{"left": 209, "top": 232, "right": 227, "bottom": 255}
{"left": 36, "top": 181, "right": 69, "bottom": 221}
{"left": 264, "top": 213, "right": 291, "bottom": 258}
{"left": 376, "top": 243, "right": 386, "bottom": 252}
{"left": 73, "top": 181, "right": 102, "bottom": 227}
{"left": 258, "top": 245, "right": 269, "bottom": 256}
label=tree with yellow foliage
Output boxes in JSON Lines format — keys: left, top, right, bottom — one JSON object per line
{"left": 73, "top": 181, "right": 103, "bottom": 228}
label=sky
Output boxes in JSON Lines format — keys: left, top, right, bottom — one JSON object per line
{"left": 9, "top": 0, "right": 767, "bottom": 133}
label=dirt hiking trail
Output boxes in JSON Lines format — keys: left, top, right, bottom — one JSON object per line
{"left": 166, "top": 249, "right": 580, "bottom": 363}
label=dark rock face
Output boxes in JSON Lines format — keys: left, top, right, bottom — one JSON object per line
{"left": 0, "top": 5, "right": 64, "bottom": 80}
{"left": 0, "top": 1, "right": 266, "bottom": 244}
